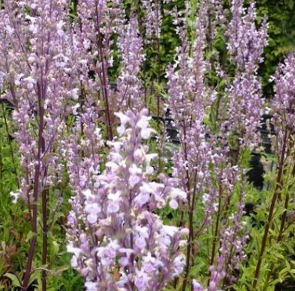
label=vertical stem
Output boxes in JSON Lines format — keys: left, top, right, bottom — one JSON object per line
{"left": 252, "top": 129, "right": 288, "bottom": 290}
{"left": 209, "top": 181, "right": 223, "bottom": 268}
{"left": 99, "top": 43, "right": 113, "bottom": 141}
{"left": 189, "top": 171, "right": 198, "bottom": 291}
{"left": 42, "top": 188, "right": 48, "bottom": 291}
{"left": 156, "top": 34, "right": 160, "bottom": 118}
{"left": 0, "top": 122, "right": 3, "bottom": 196}
{"left": 94, "top": 2, "right": 113, "bottom": 141}
{"left": 181, "top": 120, "right": 193, "bottom": 291}
{"left": 261, "top": 192, "right": 290, "bottom": 291}
{"left": 277, "top": 192, "right": 290, "bottom": 242}
{"left": 22, "top": 82, "right": 45, "bottom": 291}
{"left": 22, "top": 162, "right": 40, "bottom": 291}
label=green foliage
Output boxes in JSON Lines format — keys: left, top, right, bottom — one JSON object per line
{"left": 235, "top": 147, "right": 295, "bottom": 290}
{"left": 256, "top": 0, "right": 295, "bottom": 98}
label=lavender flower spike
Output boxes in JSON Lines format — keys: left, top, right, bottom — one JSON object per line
{"left": 116, "top": 16, "right": 145, "bottom": 111}
{"left": 67, "top": 109, "right": 188, "bottom": 291}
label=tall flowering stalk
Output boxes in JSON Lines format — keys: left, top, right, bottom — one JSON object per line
{"left": 227, "top": 0, "right": 267, "bottom": 71}
{"left": 73, "top": 0, "right": 121, "bottom": 140}
{"left": 0, "top": 0, "right": 75, "bottom": 290}
{"left": 67, "top": 109, "right": 188, "bottom": 290}
{"left": 252, "top": 53, "right": 295, "bottom": 290}
{"left": 222, "top": 0, "right": 268, "bottom": 150}
{"left": 166, "top": 11, "right": 215, "bottom": 290}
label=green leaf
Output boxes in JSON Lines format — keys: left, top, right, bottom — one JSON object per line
{"left": 50, "top": 240, "right": 60, "bottom": 259}
{"left": 50, "top": 265, "right": 69, "bottom": 276}
{"left": 287, "top": 0, "right": 294, "bottom": 10}
{"left": 26, "top": 230, "right": 35, "bottom": 242}
{"left": 4, "top": 273, "right": 21, "bottom": 287}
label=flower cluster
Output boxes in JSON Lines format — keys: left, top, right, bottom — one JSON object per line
{"left": 226, "top": 0, "right": 268, "bottom": 71}
{"left": 0, "top": 0, "right": 74, "bottom": 199}
{"left": 142, "top": 0, "right": 162, "bottom": 41}
{"left": 65, "top": 97, "right": 104, "bottom": 202}
{"left": 166, "top": 14, "right": 208, "bottom": 127}
{"left": 272, "top": 53, "right": 295, "bottom": 146}
{"left": 223, "top": 72, "right": 264, "bottom": 149}
{"left": 116, "top": 16, "right": 145, "bottom": 111}
{"left": 67, "top": 109, "right": 188, "bottom": 291}
{"left": 210, "top": 175, "right": 248, "bottom": 287}
{"left": 222, "top": 0, "right": 268, "bottom": 149}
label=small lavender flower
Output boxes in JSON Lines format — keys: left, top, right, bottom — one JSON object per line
{"left": 192, "top": 279, "right": 205, "bottom": 291}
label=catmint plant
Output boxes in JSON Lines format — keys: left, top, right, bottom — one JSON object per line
{"left": 67, "top": 109, "right": 188, "bottom": 290}
{"left": 1, "top": 0, "right": 290, "bottom": 290}
{"left": 0, "top": 0, "right": 75, "bottom": 290}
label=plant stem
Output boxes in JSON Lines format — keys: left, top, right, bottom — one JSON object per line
{"left": 181, "top": 120, "right": 193, "bottom": 291}
{"left": 22, "top": 163, "right": 40, "bottom": 291}
{"left": 22, "top": 82, "right": 45, "bottom": 291}
{"left": 252, "top": 128, "right": 288, "bottom": 290}
{"left": 0, "top": 125, "right": 3, "bottom": 196}
{"left": 94, "top": 2, "right": 113, "bottom": 141}
{"left": 156, "top": 2, "right": 161, "bottom": 119}
{"left": 209, "top": 181, "right": 223, "bottom": 270}
{"left": 42, "top": 188, "right": 48, "bottom": 291}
